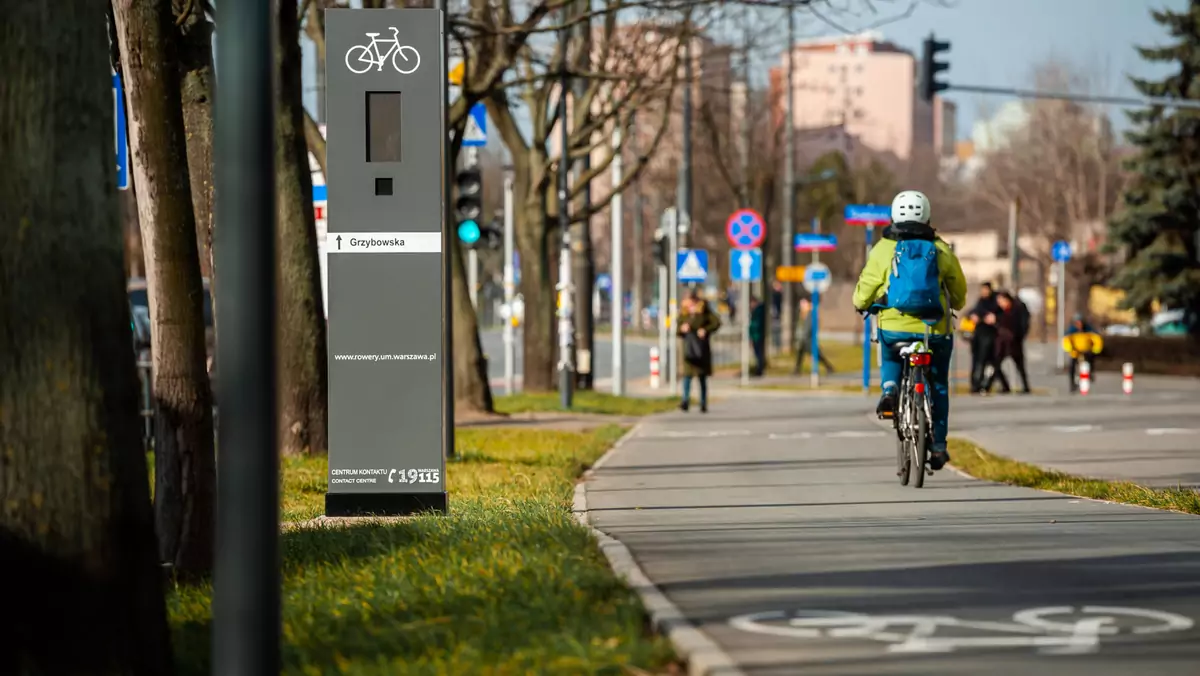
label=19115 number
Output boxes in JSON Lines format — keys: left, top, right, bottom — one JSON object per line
{"left": 388, "top": 468, "right": 440, "bottom": 484}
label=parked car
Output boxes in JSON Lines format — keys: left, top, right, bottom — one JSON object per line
{"left": 127, "top": 276, "right": 216, "bottom": 370}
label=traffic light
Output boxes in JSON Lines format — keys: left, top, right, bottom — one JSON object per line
{"left": 651, "top": 228, "right": 667, "bottom": 266}
{"left": 920, "top": 33, "right": 950, "bottom": 103}
{"left": 480, "top": 216, "right": 503, "bottom": 251}
{"left": 455, "top": 165, "right": 483, "bottom": 246}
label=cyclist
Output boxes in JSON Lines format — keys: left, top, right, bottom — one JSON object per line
{"left": 853, "top": 190, "right": 967, "bottom": 470}
{"left": 1063, "top": 313, "right": 1104, "bottom": 392}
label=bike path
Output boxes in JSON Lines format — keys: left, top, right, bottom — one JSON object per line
{"left": 584, "top": 395, "right": 1200, "bottom": 675}
{"left": 952, "top": 380, "right": 1200, "bottom": 489}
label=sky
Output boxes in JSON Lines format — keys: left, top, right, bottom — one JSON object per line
{"left": 302, "top": 0, "right": 1190, "bottom": 142}
{"left": 845, "top": 0, "right": 1190, "bottom": 138}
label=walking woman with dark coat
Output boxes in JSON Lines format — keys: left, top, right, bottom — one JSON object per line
{"left": 677, "top": 291, "right": 721, "bottom": 412}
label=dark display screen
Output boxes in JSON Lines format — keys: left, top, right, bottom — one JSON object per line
{"left": 366, "top": 92, "right": 402, "bottom": 162}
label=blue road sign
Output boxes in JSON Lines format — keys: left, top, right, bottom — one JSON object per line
{"left": 803, "top": 262, "right": 832, "bottom": 294}
{"left": 730, "top": 248, "right": 762, "bottom": 282}
{"left": 113, "top": 72, "right": 129, "bottom": 190}
{"left": 463, "top": 102, "right": 488, "bottom": 147}
{"left": 676, "top": 249, "right": 709, "bottom": 283}
{"left": 794, "top": 233, "right": 838, "bottom": 252}
{"left": 1052, "top": 240, "right": 1072, "bottom": 263}
{"left": 596, "top": 273, "right": 612, "bottom": 291}
{"left": 844, "top": 204, "right": 890, "bottom": 225}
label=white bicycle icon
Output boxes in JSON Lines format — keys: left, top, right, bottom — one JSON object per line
{"left": 730, "top": 606, "right": 1195, "bottom": 655}
{"left": 345, "top": 27, "right": 420, "bottom": 75}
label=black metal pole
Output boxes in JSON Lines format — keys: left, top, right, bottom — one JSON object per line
{"left": 211, "top": 0, "right": 278, "bottom": 674}
{"left": 437, "top": 0, "right": 455, "bottom": 460}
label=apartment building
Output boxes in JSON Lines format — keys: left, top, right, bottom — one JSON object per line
{"left": 771, "top": 31, "right": 955, "bottom": 166}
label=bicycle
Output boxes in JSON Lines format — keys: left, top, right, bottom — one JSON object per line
{"left": 863, "top": 308, "right": 935, "bottom": 487}
{"left": 891, "top": 328, "right": 935, "bottom": 486}
{"left": 345, "top": 27, "right": 420, "bottom": 75}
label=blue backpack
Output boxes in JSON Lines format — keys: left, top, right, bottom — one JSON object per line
{"left": 887, "top": 238, "right": 944, "bottom": 323}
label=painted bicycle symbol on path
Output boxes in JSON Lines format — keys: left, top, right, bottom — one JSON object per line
{"left": 729, "top": 606, "right": 1194, "bottom": 655}
{"left": 345, "top": 27, "right": 420, "bottom": 75}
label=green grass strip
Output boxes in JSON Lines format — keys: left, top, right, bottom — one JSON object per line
{"left": 948, "top": 438, "right": 1200, "bottom": 516}
{"left": 494, "top": 390, "right": 679, "bottom": 416}
{"left": 168, "top": 425, "right": 677, "bottom": 675}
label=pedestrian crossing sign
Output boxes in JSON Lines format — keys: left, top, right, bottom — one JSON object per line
{"left": 676, "top": 249, "right": 709, "bottom": 283}
{"left": 463, "top": 102, "right": 487, "bottom": 147}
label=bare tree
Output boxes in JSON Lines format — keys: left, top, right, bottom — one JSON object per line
{"left": 113, "top": 0, "right": 216, "bottom": 577}
{"left": 0, "top": 2, "right": 173, "bottom": 671}
{"left": 279, "top": 0, "right": 330, "bottom": 453}
{"left": 970, "top": 59, "right": 1122, "bottom": 313}
{"left": 486, "top": 5, "right": 685, "bottom": 390}
{"left": 174, "top": 0, "right": 216, "bottom": 281}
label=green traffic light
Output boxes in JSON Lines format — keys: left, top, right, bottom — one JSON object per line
{"left": 458, "top": 219, "right": 481, "bottom": 244}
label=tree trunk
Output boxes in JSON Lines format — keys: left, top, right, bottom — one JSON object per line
{"left": 518, "top": 198, "right": 557, "bottom": 391}
{"left": 451, "top": 236, "right": 496, "bottom": 412}
{"left": 276, "top": 0, "right": 329, "bottom": 456}
{"left": 174, "top": 0, "right": 215, "bottom": 281}
{"left": 0, "top": 2, "right": 173, "bottom": 672}
{"left": 113, "top": 0, "right": 216, "bottom": 577}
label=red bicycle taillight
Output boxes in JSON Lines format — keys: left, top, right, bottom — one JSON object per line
{"left": 914, "top": 382, "right": 926, "bottom": 394}
{"left": 909, "top": 353, "right": 932, "bottom": 367}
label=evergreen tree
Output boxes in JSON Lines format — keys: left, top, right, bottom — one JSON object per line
{"left": 1108, "top": 2, "right": 1200, "bottom": 333}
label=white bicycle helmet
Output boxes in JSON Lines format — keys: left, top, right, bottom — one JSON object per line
{"left": 890, "top": 190, "right": 931, "bottom": 224}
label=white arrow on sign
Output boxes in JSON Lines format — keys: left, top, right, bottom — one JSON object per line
{"left": 739, "top": 251, "right": 754, "bottom": 279}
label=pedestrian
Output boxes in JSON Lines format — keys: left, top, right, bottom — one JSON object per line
{"left": 677, "top": 290, "right": 721, "bottom": 412}
{"left": 986, "top": 291, "right": 1031, "bottom": 393}
{"left": 968, "top": 282, "right": 1008, "bottom": 394}
{"left": 793, "top": 297, "right": 836, "bottom": 375}
{"left": 749, "top": 295, "right": 766, "bottom": 376}
{"left": 1063, "top": 313, "right": 1104, "bottom": 393}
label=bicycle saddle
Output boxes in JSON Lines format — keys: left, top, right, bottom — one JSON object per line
{"left": 897, "top": 341, "right": 924, "bottom": 355}
{"left": 365, "top": 32, "right": 380, "bottom": 37}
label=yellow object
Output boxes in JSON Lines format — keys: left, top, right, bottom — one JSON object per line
{"left": 1089, "top": 286, "right": 1137, "bottom": 324}
{"left": 449, "top": 61, "right": 464, "bottom": 85}
{"left": 776, "top": 265, "right": 806, "bottom": 283}
{"left": 959, "top": 316, "right": 976, "bottom": 333}
{"left": 1062, "top": 331, "right": 1104, "bottom": 359}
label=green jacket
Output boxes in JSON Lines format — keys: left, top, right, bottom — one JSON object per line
{"left": 748, "top": 303, "right": 766, "bottom": 343}
{"left": 852, "top": 225, "right": 967, "bottom": 335}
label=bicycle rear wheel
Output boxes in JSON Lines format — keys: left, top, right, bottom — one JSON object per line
{"left": 910, "top": 372, "right": 929, "bottom": 488}
{"left": 895, "top": 372, "right": 911, "bottom": 485}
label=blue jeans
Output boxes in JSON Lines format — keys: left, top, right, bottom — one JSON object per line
{"left": 880, "top": 330, "right": 953, "bottom": 450}
{"left": 682, "top": 375, "right": 707, "bottom": 407}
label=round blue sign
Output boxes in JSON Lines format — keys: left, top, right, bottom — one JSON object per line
{"left": 726, "top": 209, "right": 766, "bottom": 250}
{"left": 458, "top": 219, "right": 481, "bottom": 244}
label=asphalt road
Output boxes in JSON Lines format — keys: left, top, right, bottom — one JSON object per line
{"left": 585, "top": 392, "right": 1200, "bottom": 674}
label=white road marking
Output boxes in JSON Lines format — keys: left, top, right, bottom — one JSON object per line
{"left": 826, "top": 430, "right": 888, "bottom": 438}
{"left": 728, "top": 606, "right": 1194, "bottom": 655}
{"left": 639, "top": 429, "right": 752, "bottom": 439}
{"left": 1145, "top": 428, "right": 1199, "bottom": 436}
{"left": 768, "top": 432, "right": 813, "bottom": 440}
{"left": 1048, "top": 425, "right": 1101, "bottom": 433}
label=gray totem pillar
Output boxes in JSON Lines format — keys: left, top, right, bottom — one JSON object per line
{"left": 323, "top": 8, "right": 448, "bottom": 516}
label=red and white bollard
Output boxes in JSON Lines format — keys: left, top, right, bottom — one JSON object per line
{"left": 650, "top": 347, "right": 661, "bottom": 389}
{"left": 1079, "top": 360, "right": 1091, "bottom": 396}
{"left": 1123, "top": 362, "right": 1134, "bottom": 395}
